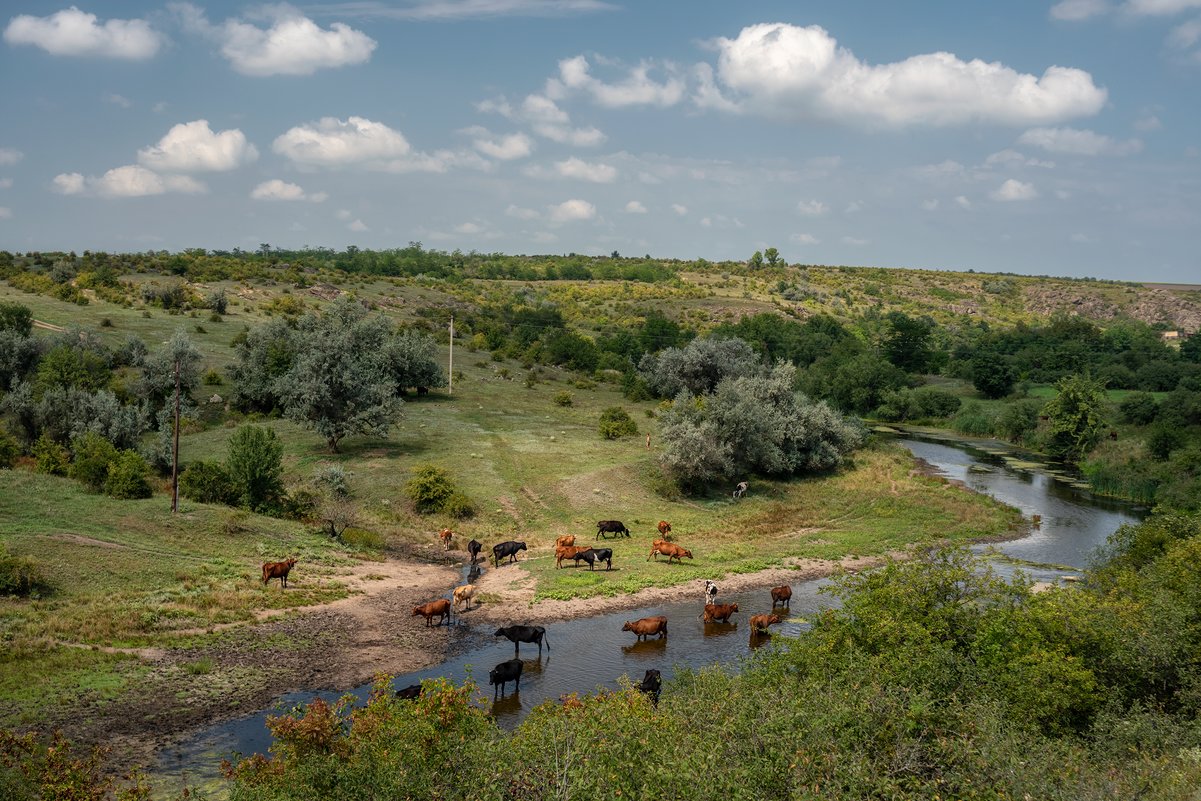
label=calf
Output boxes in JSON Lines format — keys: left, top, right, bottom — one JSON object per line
{"left": 492, "top": 540, "right": 527, "bottom": 567}
{"left": 554, "top": 534, "right": 576, "bottom": 548}
{"left": 596, "top": 520, "right": 631, "bottom": 539}
{"left": 749, "top": 613, "right": 782, "bottom": 634}
{"left": 495, "top": 624, "right": 549, "bottom": 656}
{"left": 489, "top": 658, "right": 523, "bottom": 698}
{"left": 412, "top": 598, "right": 452, "bottom": 627}
{"left": 439, "top": 528, "right": 454, "bottom": 550}
{"left": 702, "top": 602, "right": 739, "bottom": 624}
{"left": 452, "top": 583, "right": 476, "bottom": 611}
{"left": 622, "top": 615, "right": 668, "bottom": 641}
{"left": 467, "top": 539, "right": 483, "bottom": 563}
{"left": 261, "top": 558, "right": 297, "bottom": 589}
{"left": 648, "top": 542, "right": 693, "bottom": 564}
{"left": 396, "top": 683, "right": 422, "bottom": 700}
{"left": 704, "top": 580, "right": 718, "bottom": 606}
{"left": 590, "top": 547, "right": 613, "bottom": 571}
{"left": 657, "top": 520, "right": 672, "bottom": 540}
{"left": 638, "top": 669, "right": 662, "bottom": 707}
{"left": 770, "top": 585, "right": 792, "bottom": 608}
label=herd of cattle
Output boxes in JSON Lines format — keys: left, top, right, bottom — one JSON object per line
{"left": 261, "top": 514, "right": 793, "bottom": 708}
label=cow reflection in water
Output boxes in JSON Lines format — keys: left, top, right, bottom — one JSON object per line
{"left": 621, "top": 636, "right": 667, "bottom": 657}
{"left": 490, "top": 691, "right": 524, "bottom": 718}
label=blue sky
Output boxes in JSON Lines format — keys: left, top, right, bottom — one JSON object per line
{"left": 1, "top": 1, "right": 1198, "bottom": 281}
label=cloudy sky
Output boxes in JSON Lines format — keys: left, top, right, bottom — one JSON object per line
{"left": 1, "top": 1, "right": 1198, "bottom": 281}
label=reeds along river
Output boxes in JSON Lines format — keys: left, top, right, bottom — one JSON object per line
{"left": 157, "top": 435, "right": 1144, "bottom": 786}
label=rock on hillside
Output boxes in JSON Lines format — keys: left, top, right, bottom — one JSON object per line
{"left": 1022, "top": 284, "right": 1201, "bottom": 333}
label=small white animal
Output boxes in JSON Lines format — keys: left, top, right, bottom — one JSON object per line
{"left": 704, "top": 579, "right": 718, "bottom": 606}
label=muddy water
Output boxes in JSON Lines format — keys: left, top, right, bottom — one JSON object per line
{"left": 158, "top": 435, "right": 1144, "bottom": 788}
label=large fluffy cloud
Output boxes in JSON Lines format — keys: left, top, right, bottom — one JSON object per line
{"left": 991, "top": 179, "right": 1039, "bottom": 201}
{"left": 137, "top": 120, "right": 258, "bottom": 172}
{"left": 53, "top": 165, "right": 205, "bottom": 198}
{"left": 548, "top": 198, "right": 596, "bottom": 222}
{"left": 552, "top": 55, "right": 685, "bottom": 107}
{"left": 462, "top": 127, "right": 533, "bottom": 160}
{"left": 4, "top": 7, "right": 163, "bottom": 59}
{"left": 1018, "top": 127, "right": 1143, "bottom": 156}
{"left": 176, "top": 3, "right": 375, "bottom": 76}
{"left": 702, "top": 23, "right": 1107, "bottom": 127}
{"left": 273, "top": 116, "right": 411, "bottom": 166}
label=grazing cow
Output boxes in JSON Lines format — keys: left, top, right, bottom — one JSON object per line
{"left": 704, "top": 580, "right": 718, "bottom": 606}
{"left": 622, "top": 616, "right": 669, "bottom": 641}
{"left": 749, "top": 613, "right": 782, "bottom": 634}
{"left": 495, "top": 624, "right": 549, "bottom": 656}
{"left": 453, "top": 583, "right": 476, "bottom": 611}
{"left": 489, "top": 658, "right": 523, "bottom": 698}
{"left": 638, "top": 669, "right": 662, "bottom": 706}
{"left": 732, "top": 481, "right": 749, "bottom": 500}
{"left": 493, "top": 540, "right": 527, "bottom": 567}
{"left": 590, "top": 547, "right": 613, "bottom": 571}
{"left": 648, "top": 542, "right": 693, "bottom": 563}
{"left": 261, "top": 558, "right": 297, "bottom": 589}
{"left": 556, "top": 545, "right": 586, "bottom": 568}
{"left": 396, "top": 683, "right": 422, "bottom": 700}
{"left": 412, "top": 598, "right": 452, "bottom": 627}
{"left": 467, "top": 539, "right": 483, "bottom": 563}
{"left": 596, "top": 520, "right": 631, "bottom": 539}
{"left": 555, "top": 534, "right": 576, "bottom": 548}
{"left": 702, "top": 603, "right": 739, "bottom": 623}
{"left": 657, "top": 520, "right": 672, "bottom": 540}
{"left": 571, "top": 548, "right": 600, "bottom": 570}
{"left": 439, "top": 528, "right": 454, "bottom": 550}
{"left": 770, "top": 585, "right": 792, "bottom": 608}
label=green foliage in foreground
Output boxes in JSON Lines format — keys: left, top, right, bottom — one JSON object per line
{"left": 225, "top": 512, "right": 1201, "bottom": 801}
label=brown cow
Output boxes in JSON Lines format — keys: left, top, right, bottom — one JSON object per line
{"left": 261, "top": 558, "right": 297, "bottom": 589}
{"left": 452, "top": 583, "right": 476, "bottom": 611}
{"left": 439, "top": 528, "right": 454, "bottom": 550}
{"left": 770, "top": 585, "right": 792, "bottom": 608}
{"left": 749, "top": 613, "right": 781, "bottom": 634}
{"left": 555, "top": 534, "right": 576, "bottom": 548}
{"left": 556, "top": 545, "right": 587, "bottom": 568}
{"left": 702, "top": 603, "right": 739, "bottom": 623}
{"left": 648, "top": 542, "right": 693, "bottom": 563}
{"left": 412, "top": 598, "right": 452, "bottom": 627}
{"left": 657, "top": 520, "right": 672, "bottom": 540}
{"left": 622, "top": 615, "right": 668, "bottom": 640}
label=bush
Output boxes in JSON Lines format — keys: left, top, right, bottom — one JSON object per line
{"left": 179, "top": 460, "right": 237, "bottom": 504}
{"left": 1119, "top": 392, "right": 1159, "bottom": 425}
{"left": 104, "top": 450, "right": 153, "bottom": 499}
{"left": 996, "top": 399, "right": 1045, "bottom": 444}
{"left": 442, "top": 492, "right": 476, "bottom": 520}
{"left": 0, "top": 546, "right": 52, "bottom": 597}
{"left": 405, "top": 464, "right": 456, "bottom": 514}
{"left": 951, "top": 401, "right": 996, "bottom": 436}
{"left": 554, "top": 391, "right": 574, "bottom": 407}
{"left": 202, "top": 369, "right": 223, "bottom": 386}
{"left": 227, "top": 426, "right": 284, "bottom": 513}
{"left": 31, "top": 434, "right": 70, "bottom": 475}
{"left": 599, "top": 406, "right": 638, "bottom": 440}
{"left": 69, "top": 432, "right": 119, "bottom": 492}
{"left": 0, "top": 426, "right": 19, "bottom": 468}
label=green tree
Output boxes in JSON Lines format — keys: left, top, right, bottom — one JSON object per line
{"left": 883, "top": 312, "right": 936, "bottom": 374}
{"left": 227, "top": 426, "right": 284, "bottom": 512}
{"left": 0, "top": 301, "right": 33, "bottom": 336}
{"left": 763, "top": 247, "right": 781, "bottom": 268}
{"left": 972, "top": 350, "right": 1017, "bottom": 399}
{"left": 385, "top": 328, "right": 445, "bottom": 391}
{"left": 104, "top": 451, "right": 153, "bottom": 499}
{"left": 638, "top": 336, "right": 762, "bottom": 398}
{"left": 1180, "top": 334, "right": 1201, "bottom": 364}
{"left": 275, "top": 298, "right": 403, "bottom": 452}
{"left": 69, "top": 432, "right": 119, "bottom": 492}
{"left": 229, "top": 318, "right": 300, "bottom": 412}
{"left": 1043, "top": 374, "right": 1108, "bottom": 462}
{"left": 748, "top": 250, "right": 764, "bottom": 269}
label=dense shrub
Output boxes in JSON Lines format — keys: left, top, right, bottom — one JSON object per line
{"left": 104, "top": 451, "right": 153, "bottom": 499}
{"left": 227, "top": 426, "right": 284, "bottom": 512}
{"left": 996, "top": 398, "right": 1045, "bottom": 444}
{"left": 598, "top": 407, "right": 638, "bottom": 440}
{"left": 68, "top": 432, "right": 119, "bottom": 492}
{"left": 553, "top": 391, "right": 573, "bottom": 407}
{"left": 1119, "top": 392, "right": 1159, "bottom": 425}
{"left": 950, "top": 401, "right": 995, "bottom": 437}
{"left": 441, "top": 492, "right": 476, "bottom": 520}
{"left": 405, "top": 464, "right": 456, "bottom": 514}
{"left": 31, "top": 433, "right": 70, "bottom": 475}
{"left": 0, "top": 547, "right": 52, "bottom": 597}
{"left": 179, "top": 460, "right": 238, "bottom": 504}
{"left": 0, "top": 426, "right": 18, "bottom": 468}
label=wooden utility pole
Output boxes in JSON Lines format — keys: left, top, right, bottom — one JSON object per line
{"left": 171, "top": 359, "right": 181, "bottom": 513}
{"left": 448, "top": 316, "right": 454, "bottom": 396}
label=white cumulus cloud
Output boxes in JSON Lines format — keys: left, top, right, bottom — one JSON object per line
{"left": 274, "top": 116, "right": 410, "bottom": 166}
{"left": 1050, "top": 0, "right": 1112, "bottom": 20}
{"left": 0, "top": 148, "right": 22, "bottom": 166}
{"left": 548, "top": 198, "right": 596, "bottom": 222}
{"left": 791, "top": 233, "right": 820, "bottom": 244}
{"left": 138, "top": 120, "right": 258, "bottom": 172}
{"left": 177, "top": 3, "right": 376, "bottom": 76}
{"left": 1125, "top": 0, "right": 1201, "bottom": 15}
{"left": 624, "top": 200, "right": 647, "bottom": 214}
{"left": 796, "top": 199, "right": 828, "bottom": 215}
{"left": 991, "top": 179, "right": 1038, "bottom": 201}
{"left": 505, "top": 204, "right": 541, "bottom": 220}
{"left": 4, "top": 7, "right": 163, "bottom": 59}
{"left": 1018, "top": 126, "right": 1143, "bottom": 156}
{"left": 478, "top": 94, "right": 606, "bottom": 146}
{"left": 465, "top": 129, "right": 533, "bottom": 160}
{"left": 348, "top": 219, "right": 369, "bottom": 231}
{"left": 704, "top": 22, "right": 1106, "bottom": 127}
{"left": 250, "top": 179, "right": 326, "bottom": 202}
{"left": 553, "top": 55, "right": 685, "bottom": 107}
{"left": 555, "top": 157, "right": 616, "bottom": 182}
{"left": 53, "top": 165, "right": 205, "bottom": 198}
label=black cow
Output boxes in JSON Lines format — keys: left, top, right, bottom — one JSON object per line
{"left": 493, "top": 540, "right": 527, "bottom": 567}
{"left": 638, "top": 669, "right": 662, "bottom": 706}
{"left": 396, "top": 683, "right": 422, "bottom": 700}
{"left": 591, "top": 547, "right": 613, "bottom": 571}
{"left": 489, "top": 658, "right": 523, "bottom": 698}
{"left": 467, "top": 539, "right": 483, "bottom": 563}
{"left": 596, "top": 520, "right": 631, "bottom": 539}
{"left": 495, "top": 624, "right": 549, "bottom": 656}
{"left": 572, "top": 548, "right": 597, "bottom": 570}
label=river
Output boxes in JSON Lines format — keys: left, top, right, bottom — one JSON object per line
{"left": 156, "top": 434, "right": 1144, "bottom": 790}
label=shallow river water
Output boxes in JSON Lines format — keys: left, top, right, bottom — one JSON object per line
{"left": 157, "top": 435, "right": 1144, "bottom": 787}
